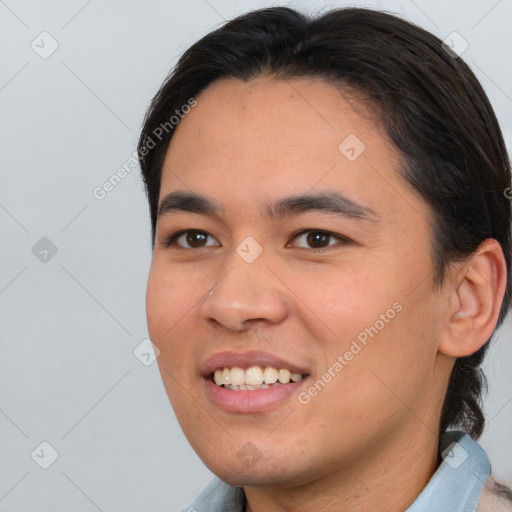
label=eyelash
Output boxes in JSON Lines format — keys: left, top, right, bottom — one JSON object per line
{"left": 163, "top": 229, "right": 350, "bottom": 252}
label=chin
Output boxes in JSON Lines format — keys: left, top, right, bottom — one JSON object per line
{"left": 192, "top": 439, "right": 312, "bottom": 488}
{"left": 211, "top": 460, "right": 299, "bottom": 488}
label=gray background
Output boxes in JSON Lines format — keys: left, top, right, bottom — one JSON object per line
{"left": 1, "top": 0, "right": 511, "bottom": 510}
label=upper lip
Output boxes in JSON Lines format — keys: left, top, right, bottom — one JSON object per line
{"left": 201, "top": 350, "right": 311, "bottom": 377}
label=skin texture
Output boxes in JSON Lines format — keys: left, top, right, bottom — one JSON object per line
{"left": 145, "top": 76, "right": 506, "bottom": 511}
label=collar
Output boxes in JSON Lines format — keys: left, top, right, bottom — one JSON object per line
{"left": 407, "top": 430, "right": 490, "bottom": 511}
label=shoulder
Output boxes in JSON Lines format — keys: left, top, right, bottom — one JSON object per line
{"left": 478, "top": 475, "right": 512, "bottom": 512}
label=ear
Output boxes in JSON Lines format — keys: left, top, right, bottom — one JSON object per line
{"left": 438, "top": 238, "right": 507, "bottom": 358}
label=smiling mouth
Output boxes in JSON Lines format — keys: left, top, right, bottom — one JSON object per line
{"left": 211, "top": 365, "right": 309, "bottom": 391}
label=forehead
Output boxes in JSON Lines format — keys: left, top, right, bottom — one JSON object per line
{"left": 165, "top": 76, "right": 387, "bottom": 171}
{"left": 159, "top": 76, "right": 429, "bottom": 228}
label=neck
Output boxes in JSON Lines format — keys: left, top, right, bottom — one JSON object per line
{"left": 244, "top": 427, "right": 440, "bottom": 512}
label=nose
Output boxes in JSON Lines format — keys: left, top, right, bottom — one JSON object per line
{"left": 199, "top": 258, "right": 289, "bottom": 331}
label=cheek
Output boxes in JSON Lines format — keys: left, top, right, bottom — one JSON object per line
{"left": 145, "top": 263, "right": 199, "bottom": 380}
{"left": 325, "top": 293, "right": 441, "bottom": 424}
{"left": 145, "top": 260, "right": 201, "bottom": 338}
{"left": 145, "top": 264, "right": 172, "bottom": 340}
{"left": 146, "top": 263, "right": 200, "bottom": 404}
{"left": 290, "top": 264, "right": 390, "bottom": 345}
{"left": 294, "top": 262, "right": 438, "bottom": 407}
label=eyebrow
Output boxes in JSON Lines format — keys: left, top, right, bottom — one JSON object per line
{"left": 157, "top": 190, "right": 378, "bottom": 222}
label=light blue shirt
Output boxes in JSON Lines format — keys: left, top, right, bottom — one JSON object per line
{"left": 180, "top": 431, "right": 492, "bottom": 511}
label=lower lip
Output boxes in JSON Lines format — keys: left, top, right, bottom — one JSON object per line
{"left": 203, "top": 377, "right": 308, "bottom": 413}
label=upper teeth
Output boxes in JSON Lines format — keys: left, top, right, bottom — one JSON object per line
{"left": 213, "top": 366, "right": 303, "bottom": 386}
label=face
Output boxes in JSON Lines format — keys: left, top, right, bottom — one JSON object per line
{"left": 146, "top": 76, "right": 452, "bottom": 487}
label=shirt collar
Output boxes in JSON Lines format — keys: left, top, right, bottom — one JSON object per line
{"left": 182, "top": 431, "right": 490, "bottom": 512}
{"left": 407, "top": 430, "right": 491, "bottom": 511}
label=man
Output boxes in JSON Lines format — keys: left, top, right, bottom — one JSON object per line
{"left": 137, "top": 6, "right": 512, "bottom": 511}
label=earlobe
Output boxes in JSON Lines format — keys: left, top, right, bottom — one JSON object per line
{"left": 439, "top": 239, "right": 507, "bottom": 358}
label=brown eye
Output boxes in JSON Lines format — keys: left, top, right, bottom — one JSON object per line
{"left": 289, "top": 230, "right": 349, "bottom": 251}
{"left": 185, "top": 231, "right": 208, "bottom": 247}
{"left": 164, "top": 230, "right": 220, "bottom": 249}
{"left": 305, "top": 231, "right": 330, "bottom": 248}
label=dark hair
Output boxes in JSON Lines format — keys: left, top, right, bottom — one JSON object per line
{"left": 138, "top": 7, "right": 511, "bottom": 438}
